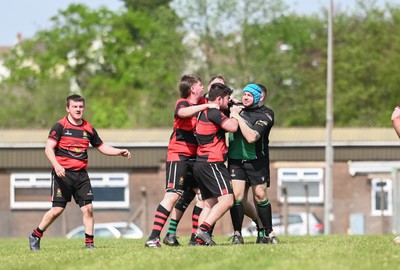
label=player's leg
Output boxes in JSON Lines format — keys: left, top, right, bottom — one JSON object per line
{"left": 80, "top": 202, "right": 95, "bottom": 248}
{"left": 189, "top": 191, "right": 203, "bottom": 245}
{"left": 242, "top": 184, "right": 263, "bottom": 239}
{"left": 195, "top": 197, "right": 217, "bottom": 245}
{"left": 228, "top": 159, "right": 247, "bottom": 244}
{"left": 252, "top": 183, "right": 276, "bottom": 243}
{"left": 29, "top": 205, "right": 65, "bottom": 250}
{"left": 74, "top": 170, "right": 96, "bottom": 248}
{"left": 145, "top": 161, "right": 187, "bottom": 248}
{"left": 163, "top": 188, "right": 196, "bottom": 246}
{"left": 29, "top": 170, "right": 69, "bottom": 251}
{"left": 230, "top": 179, "right": 246, "bottom": 244}
{"left": 196, "top": 162, "right": 234, "bottom": 246}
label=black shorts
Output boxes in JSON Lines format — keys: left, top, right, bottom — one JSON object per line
{"left": 228, "top": 158, "right": 270, "bottom": 187}
{"left": 194, "top": 161, "right": 233, "bottom": 200}
{"left": 166, "top": 158, "right": 198, "bottom": 195}
{"left": 51, "top": 169, "right": 93, "bottom": 207}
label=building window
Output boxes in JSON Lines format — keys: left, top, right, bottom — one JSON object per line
{"left": 11, "top": 172, "right": 129, "bottom": 209}
{"left": 277, "top": 168, "right": 324, "bottom": 204}
{"left": 371, "top": 178, "right": 392, "bottom": 216}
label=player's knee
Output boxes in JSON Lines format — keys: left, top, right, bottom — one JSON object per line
{"left": 49, "top": 205, "right": 65, "bottom": 218}
{"left": 79, "top": 202, "right": 93, "bottom": 216}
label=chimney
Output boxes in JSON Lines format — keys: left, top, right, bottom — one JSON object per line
{"left": 17, "top": 33, "right": 23, "bottom": 43}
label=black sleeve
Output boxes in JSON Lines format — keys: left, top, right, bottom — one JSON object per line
{"left": 207, "top": 108, "right": 228, "bottom": 126}
{"left": 174, "top": 100, "right": 191, "bottom": 117}
{"left": 48, "top": 122, "right": 63, "bottom": 142}
{"left": 90, "top": 127, "right": 103, "bottom": 147}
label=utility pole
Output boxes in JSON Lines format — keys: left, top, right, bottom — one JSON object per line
{"left": 324, "top": 0, "right": 334, "bottom": 235}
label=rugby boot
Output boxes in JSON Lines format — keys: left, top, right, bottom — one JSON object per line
{"left": 29, "top": 235, "right": 40, "bottom": 251}
{"left": 163, "top": 233, "right": 180, "bottom": 246}
{"left": 145, "top": 237, "right": 162, "bottom": 248}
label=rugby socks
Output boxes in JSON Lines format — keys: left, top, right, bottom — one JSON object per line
{"left": 148, "top": 204, "right": 170, "bottom": 239}
{"left": 167, "top": 219, "right": 179, "bottom": 235}
{"left": 166, "top": 190, "right": 196, "bottom": 235}
{"left": 253, "top": 219, "right": 259, "bottom": 231}
{"left": 196, "top": 222, "right": 212, "bottom": 245}
{"left": 190, "top": 205, "right": 202, "bottom": 242}
{"left": 199, "top": 222, "right": 212, "bottom": 233}
{"left": 257, "top": 199, "right": 273, "bottom": 235}
{"left": 85, "top": 233, "right": 94, "bottom": 246}
{"left": 253, "top": 219, "right": 265, "bottom": 237}
{"left": 31, "top": 227, "right": 44, "bottom": 238}
{"left": 258, "top": 228, "right": 266, "bottom": 238}
{"left": 230, "top": 200, "right": 244, "bottom": 232}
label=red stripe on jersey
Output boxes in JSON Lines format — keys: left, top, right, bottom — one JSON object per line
{"left": 167, "top": 98, "right": 206, "bottom": 161}
{"left": 195, "top": 109, "right": 229, "bottom": 162}
{"left": 48, "top": 116, "right": 103, "bottom": 170}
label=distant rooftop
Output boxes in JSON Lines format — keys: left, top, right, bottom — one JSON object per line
{"left": 0, "top": 127, "right": 398, "bottom": 148}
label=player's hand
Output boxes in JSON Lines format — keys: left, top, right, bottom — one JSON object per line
{"left": 120, "top": 149, "right": 131, "bottom": 159}
{"left": 230, "top": 105, "right": 243, "bottom": 113}
{"left": 229, "top": 98, "right": 240, "bottom": 105}
{"left": 54, "top": 164, "right": 66, "bottom": 178}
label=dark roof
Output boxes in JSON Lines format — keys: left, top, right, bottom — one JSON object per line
{"left": 0, "top": 46, "right": 11, "bottom": 56}
{"left": 1, "top": 128, "right": 399, "bottom": 169}
{"left": 0, "top": 128, "right": 398, "bottom": 148}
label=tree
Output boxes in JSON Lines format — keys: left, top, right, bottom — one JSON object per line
{"left": 2, "top": 1, "right": 400, "bottom": 128}
{"left": 1, "top": 4, "right": 187, "bottom": 128}
{"left": 332, "top": 2, "right": 400, "bottom": 127}
{"left": 170, "top": 0, "right": 288, "bottom": 84}
{"left": 122, "top": 0, "right": 172, "bottom": 13}
{"left": 170, "top": 0, "right": 400, "bottom": 127}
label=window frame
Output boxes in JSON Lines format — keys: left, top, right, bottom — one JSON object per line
{"left": 10, "top": 172, "right": 130, "bottom": 209}
{"left": 370, "top": 178, "right": 392, "bottom": 216}
{"left": 277, "top": 168, "right": 324, "bottom": 204}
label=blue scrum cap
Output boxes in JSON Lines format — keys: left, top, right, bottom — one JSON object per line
{"left": 243, "top": 84, "right": 262, "bottom": 105}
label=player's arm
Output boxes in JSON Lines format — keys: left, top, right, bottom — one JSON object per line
{"left": 221, "top": 118, "right": 238, "bottom": 133}
{"left": 230, "top": 107, "right": 259, "bottom": 143}
{"left": 97, "top": 144, "right": 131, "bottom": 159}
{"left": 391, "top": 106, "right": 400, "bottom": 139}
{"left": 45, "top": 139, "right": 65, "bottom": 177}
{"left": 178, "top": 103, "right": 220, "bottom": 118}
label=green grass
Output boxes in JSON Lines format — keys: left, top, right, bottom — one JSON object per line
{"left": 1, "top": 235, "right": 399, "bottom": 270}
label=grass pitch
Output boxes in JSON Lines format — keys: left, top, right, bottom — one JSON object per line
{"left": 1, "top": 235, "right": 399, "bottom": 270}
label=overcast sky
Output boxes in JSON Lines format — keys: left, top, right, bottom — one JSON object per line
{"left": 1, "top": 0, "right": 399, "bottom": 46}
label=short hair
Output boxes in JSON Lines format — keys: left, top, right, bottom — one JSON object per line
{"left": 179, "top": 74, "right": 202, "bottom": 98}
{"left": 208, "top": 83, "right": 233, "bottom": 101}
{"left": 66, "top": 94, "right": 85, "bottom": 107}
{"left": 257, "top": 84, "right": 267, "bottom": 96}
{"left": 208, "top": 75, "right": 225, "bottom": 85}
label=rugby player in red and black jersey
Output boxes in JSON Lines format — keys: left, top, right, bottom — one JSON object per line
{"left": 29, "top": 94, "right": 131, "bottom": 250}
{"left": 163, "top": 75, "right": 228, "bottom": 246}
{"left": 192, "top": 82, "right": 238, "bottom": 245}
{"left": 145, "top": 74, "right": 219, "bottom": 248}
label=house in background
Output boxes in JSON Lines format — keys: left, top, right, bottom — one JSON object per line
{"left": 0, "top": 127, "right": 400, "bottom": 238}
{"left": 0, "top": 46, "right": 11, "bottom": 81}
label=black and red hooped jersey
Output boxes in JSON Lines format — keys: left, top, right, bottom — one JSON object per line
{"left": 195, "top": 108, "right": 229, "bottom": 162}
{"left": 48, "top": 116, "right": 103, "bottom": 170}
{"left": 166, "top": 98, "right": 207, "bottom": 162}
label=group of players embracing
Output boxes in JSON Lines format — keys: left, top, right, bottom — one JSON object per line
{"left": 145, "top": 74, "right": 277, "bottom": 247}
